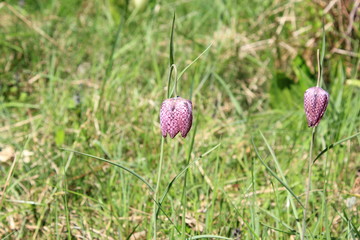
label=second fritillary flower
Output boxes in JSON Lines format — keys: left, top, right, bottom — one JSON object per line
{"left": 304, "top": 86, "right": 329, "bottom": 127}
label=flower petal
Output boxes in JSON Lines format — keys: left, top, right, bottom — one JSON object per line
{"left": 304, "top": 87, "right": 329, "bottom": 127}
{"left": 159, "top": 97, "right": 193, "bottom": 138}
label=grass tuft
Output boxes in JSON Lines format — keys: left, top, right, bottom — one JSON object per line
{"left": 1, "top": 0, "right": 359, "bottom": 239}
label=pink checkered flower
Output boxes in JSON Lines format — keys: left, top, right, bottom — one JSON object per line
{"left": 304, "top": 87, "right": 329, "bottom": 127}
{"left": 160, "top": 97, "right": 193, "bottom": 138}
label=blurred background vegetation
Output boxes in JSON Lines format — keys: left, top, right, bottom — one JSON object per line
{"left": 0, "top": 0, "right": 359, "bottom": 239}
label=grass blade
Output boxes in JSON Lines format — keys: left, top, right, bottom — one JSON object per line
{"left": 259, "top": 207, "right": 296, "bottom": 232}
{"left": 126, "top": 223, "right": 141, "bottom": 240}
{"left": 332, "top": 205, "right": 360, "bottom": 238}
{"left": 170, "top": 12, "right": 175, "bottom": 67}
{"left": 320, "top": 19, "right": 326, "bottom": 85}
{"left": 176, "top": 43, "right": 212, "bottom": 82}
{"left": 213, "top": 73, "right": 244, "bottom": 117}
{"left": 1, "top": 230, "right": 17, "bottom": 240}
{"left": 342, "top": 209, "right": 360, "bottom": 238}
{"left": 99, "top": 18, "right": 123, "bottom": 110}
{"left": 0, "top": 137, "right": 30, "bottom": 210}
{"left": 61, "top": 149, "right": 182, "bottom": 234}
{"left": 260, "top": 222, "right": 297, "bottom": 235}
{"left": 186, "top": 235, "right": 233, "bottom": 240}
{"left": 156, "top": 143, "right": 221, "bottom": 216}
{"left": 252, "top": 138, "right": 304, "bottom": 208}
{"left": 167, "top": 12, "right": 176, "bottom": 98}
{"left": 60, "top": 148, "right": 154, "bottom": 192}
{"left": 313, "top": 132, "right": 360, "bottom": 163}
{"left": 181, "top": 119, "right": 198, "bottom": 240}
{"left": 255, "top": 130, "right": 304, "bottom": 238}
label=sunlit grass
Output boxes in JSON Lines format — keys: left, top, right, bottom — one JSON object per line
{"left": 0, "top": 0, "right": 359, "bottom": 239}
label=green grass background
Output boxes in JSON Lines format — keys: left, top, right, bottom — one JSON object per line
{"left": 0, "top": 0, "right": 359, "bottom": 239}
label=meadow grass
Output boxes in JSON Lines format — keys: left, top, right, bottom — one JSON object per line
{"left": 0, "top": 0, "right": 359, "bottom": 239}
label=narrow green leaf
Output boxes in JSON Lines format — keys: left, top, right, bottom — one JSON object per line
{"left": 178, "top": 43, "right": 213, "bottom": 80}
{"left": 260, "top": 222, "right": 297, "bottom": 235}
{"left": 346, "top": 79, "right": 360, "bottom": 87}
{"left": 60, "top": 148, "right": 155, "bottom": 192}
{"left": 332, "top": 205, "right": 360, "bottom": 238}
{"left": 214, "top": 73, "right": 244, "bottom": 117}
{"left": 99, "top": 18, "right": 123, "bottom": 109}
{"left": 66, "top": 189, "right": 105, "bottom": 207}
{"left": 126, "top": 223, "right": 141, "bottom": 240}
{"left": 167, "top": 13, "right": 176, "bottom": 98}
{"left": 254, "top": 131, "right": 304, "bottom": 208}
{"left": 259, "top": 207, "right": 296, "bottom": 232}
{"left": 218, "top": 187, "right": 260, "bottom": 239}
{"left": 55, "top": 129, "right": 65, "bottom": 146}
{"left": 252, "top": 139, "right": 304, "bottom": 208}
{"left": 156, "top": 143, "right": 221, "bottom": 216}
{"left": 342, "top": 209, "right": 360, "bottom": 238}
{"left": 176, "top": 43, "right": 213, "bottom": 83}
{"left": 186, "top": 235, "right": 233, "bottom": 240}
{"left": 169, "top": 42, "right": 212, "bottom": 98}
{"left": 170, "top": 12, "right": 175, "bottom": 67}
{"left": 320, "top": 19, "right": 326, "bottom": 85}
{"left": 1, "top": 230, "right": 17, "bottom": 239}
{"left": 61, "top": 149, "right": 181, "bottom": 233}
{"left": 313, "top": 132, "right": 360, "bottom": 163}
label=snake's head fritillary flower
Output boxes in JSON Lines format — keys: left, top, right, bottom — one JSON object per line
{"left": 160, "top": 97, "right": 193, "bottom": 138}
{"left": 304, "top": 86, "right": 329, "bottom": 127}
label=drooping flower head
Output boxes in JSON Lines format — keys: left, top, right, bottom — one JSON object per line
{"left": 160, "top": 97, "right": 192, "bottom": 138}
{"left": 304, "top": 86, "right": 329, "bottom": 127}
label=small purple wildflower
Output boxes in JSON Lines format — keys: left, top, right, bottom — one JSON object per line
{"left": 304, "top": 86, "right": 329, "bottom": 127}
{"left": 160, "top": 97, "right": 193, "bottom": 138}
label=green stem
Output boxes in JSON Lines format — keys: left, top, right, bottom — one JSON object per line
{"left": 302, "top": 127, "right": 316, "bottom": 239}
{"left": 153, "top": 137, "right": 165, "bottom": 239}
{"left": 181, "top": 122, "right": 197, "bottom": 240}
{"left": 316, "top": 49, "right": 321, "bottom": 87}
{"left": 181, "top": 166, "right": 188, "bottom": 240}
{"left": 173, "top": 65, "right": 178, "bottom": 97}
{"left": 98, "top": 19, "right": 123, "bottom": 111}
{"left": 181, "top": 151, "right": 191, "bottom": 240}
{"left": 167, "top": 64, "right": 178, "bottom": 98}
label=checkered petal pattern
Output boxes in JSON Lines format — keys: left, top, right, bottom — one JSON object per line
{"left": 304, "top": 87, "right": 329, "bottom": 127}
{"left": 160, "top": 97, "right": 193, "bottom": 138}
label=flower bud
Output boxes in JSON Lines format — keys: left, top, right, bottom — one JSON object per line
{"left": 160, "top": 97, "right": 193, "bottom": 138}
{"left": 304, "top": 87, "right": 329, "bottom": 127}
